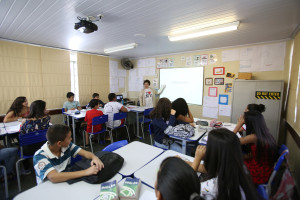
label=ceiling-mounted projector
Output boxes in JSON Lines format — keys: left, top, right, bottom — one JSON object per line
{"left": 74, "top": 16, "right": 101, "bottom": 33}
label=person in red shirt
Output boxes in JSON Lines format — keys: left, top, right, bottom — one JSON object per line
{"left": 84, "top": 99, "right": 104, "bottom": 146}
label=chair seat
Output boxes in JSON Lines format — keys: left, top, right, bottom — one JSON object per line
{"left": 87, "top": 128, "right": 107, "bottom": 135}
{"left": 107, "top": 124, "right": 125, "bottom": 130}
{"left": 139, "top": 118, "right": 152, "bottom": 123}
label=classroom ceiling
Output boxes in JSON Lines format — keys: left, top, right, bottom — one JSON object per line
{"left": 0, "top": 0, "right": 299, "bottom": 59}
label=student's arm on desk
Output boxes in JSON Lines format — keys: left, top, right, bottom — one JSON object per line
{"left": 47, "top": 166, "right": 99, "bottom": 183}
{"left": 3, "top": 111, "right": 18, "bottom": 123}
{"left": 120, "top": 106, "right": 128, "bottom": 112}
{"left": 78, "top": 149, "right": 104, "bottom": 170}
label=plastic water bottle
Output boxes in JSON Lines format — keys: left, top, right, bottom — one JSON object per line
{"left": 121, "top": 99, "right": 124, "bottom": 105}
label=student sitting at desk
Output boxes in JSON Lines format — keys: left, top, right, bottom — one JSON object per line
{"left": 33, "top": 124, "right": 104, "bottom": 184}
{"left": 155, "top": 157, "right": 202, "bottom": 200}
{"left": 234, "top": 111, "right": 277, "bottom": 185}
{"left": 185, "top": 128, "right": 258, "bottom": 200}
{"left": 104, "top": 93, "right": 128, "bottom": 128}
{"left": 4, "top": 96, "right": 30, "bottom": 123}
{"left": 84, "top": 99, "right": 104, "bottom": 146}
{"left": 0, "top": 145, "right": 18, "bottom": 179}
{"left": 20, "top": 100, "right": 51, "bottom": 174}
{"left": 172, "top": 98, "right": 194, "bottom": 123}
{"left": 86, "top": 93, "right": 105, "bottom": 108}
{"left": 150, "top": 98, "right": 182, "bottom": 153}
{"left": 63, "top": 92, "right": 82, "bottom": 112}
{"left": 139, "top": 80, "right": 166, "bottom": 108}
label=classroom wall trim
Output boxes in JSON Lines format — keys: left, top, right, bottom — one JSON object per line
{"left": 286, "top": 120, "right": 300, "bottom": 149}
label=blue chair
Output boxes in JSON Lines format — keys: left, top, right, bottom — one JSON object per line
{"left": 85, "top": 115, "right": 109, "bottom": 153}
{"left": 102, "top": 140, "right": 128, "bottom": 152}
{"left": 149, "top": 123, "right": 168, "bottom": 150}
{"left": 16, "top": 130, "right": 48, "bottom": 192}
{"left": 70, "top": 154, "right": 82, "bottom": 166}
{"left": 108, "top": 112, "right": 130, "bottom": 143}
{"left": 0, "top": 165, "right": 8, "bottom": 199}
{"left": 139, "top": 108, "right": 153, "bottom": 139}
{"left": 257, "top": 144, "right": 289, "bottom": 199}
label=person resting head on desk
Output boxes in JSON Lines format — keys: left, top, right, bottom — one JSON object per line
{"left": 172, "top": 98, "right": 194, "bottom": 124}
{"left": 63, "top": 92, "right": 82, "bottom": 112}
{"left": 4, "top": 96, "right": 29, "bottom": 123}
{"left": 33, "top": 124, "right": 104, "bottom": 184}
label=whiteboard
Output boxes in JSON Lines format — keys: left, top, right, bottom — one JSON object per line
{"left": 160, "top": 67, "right": 204, "bottom": 105}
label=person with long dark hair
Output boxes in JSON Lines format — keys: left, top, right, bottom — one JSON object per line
{"left": 185, "top": 128, "right": 258, "bottom": 199}
{"left": 155, "top": 157, "right": 202, "bottom": 200}
{"left": 150, "top": 98, "right": 182, "bottom": 152}
{"left": 172, "top": 98, "right": 194, "bottom": 123}
{"left": 4, "top": 96, "right": 29, "bottom": 123}
{"left": 20, "top": 100, "right": 51, "bottom": 174}
{"left": 235, "top": 111, "right": 277, "bottom": 185}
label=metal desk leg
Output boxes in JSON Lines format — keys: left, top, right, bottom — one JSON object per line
{"left": 136, "top": 112, "right": 140, "bottom": 138}
{"left": 67, "top": 115, "right": 70, "bottom": 126}
{"left": 182, "top": 140, "right": 187, "bottom": 155}
{"left": 72, "top": 117, "right": 76, "bottom": 144}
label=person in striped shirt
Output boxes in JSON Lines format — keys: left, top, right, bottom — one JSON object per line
{"left": 33, "top": 124, "right": 104, "bottom": 184}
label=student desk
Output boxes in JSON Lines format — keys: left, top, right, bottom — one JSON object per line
{"left": 92, "top": 178, "right": 156, "bottom": 200}
{"left": 113, "top": 141, "right": 164, "bottom": 177}
{"left": 126, "top": 105, "right": 147, "bottom": 138}
{"left": 134, "top": 150, "right": 195, "bottom": 189}
{"left": 63, "top": 109, "right": 104, "bottom": 144}
{"left": 0, "top": 121, "right": 21, "bottom": 147}
{"left": 168, "top": 124, "right": 207, "bottom": 155}
{"left": 14, "top": 173, "right": 122, "bottom": 200}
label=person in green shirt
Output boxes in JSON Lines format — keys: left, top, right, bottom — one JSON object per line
{"left": 63, "top": 92, "right": 82, "bottom": 112}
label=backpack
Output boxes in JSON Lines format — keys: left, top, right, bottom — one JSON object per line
{"left": 164, "top": 124, "right": 195, "bottom": 139}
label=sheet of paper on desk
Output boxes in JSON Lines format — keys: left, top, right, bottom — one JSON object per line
{"left": 6, "top": 126, "right": 20, "bottom": 133}
{"left": 140, "top": 190, "right": 156, "bottom": 200}
{"left": 219, "top": 105, "right": 231, "bottom": 116}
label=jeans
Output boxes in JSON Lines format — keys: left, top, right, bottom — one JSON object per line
{"left": 154, "top": 141, "right": 182, "bottom": 153}
{"left": 0, "top": 147, "right": 18, "bottom": 174}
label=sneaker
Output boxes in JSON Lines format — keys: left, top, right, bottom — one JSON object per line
{"left": 21, "top": 169, "right": 31, "bottom": 175}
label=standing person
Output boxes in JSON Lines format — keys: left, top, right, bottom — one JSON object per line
{"left": 63, "top": 92, "right": 82, "bottom": 112}
{"left": 139, "top": 80, "right": 166, "bottom": 108}
{"left": 155, "top": 157, "right": 202, "bottom": 200}
{"left": 185, "top": 128, "right": 258, "bottom": 199}
{"left": 234, "top": 111, "right": 277, "bottom": 185}
{"left": 20, "top": 100, "right": 51, "bottom": 174}
{"left": 84, "top": 99, "right": 104, "bottom": 146}
{"left": 4, "top": 96, "right": 29, "bottom": 123}
{"left": 150, "top": 98, "right": 182, "bottom": 153}
{"left": 104, "top": 93, "right": 128, "bottom": 128}
{"left": 172, "top": 98, "right": 194, "bottom": 123}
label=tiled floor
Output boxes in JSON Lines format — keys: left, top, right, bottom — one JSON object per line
{"left": 0, "top": 123, "right": 153, "bottom": 200}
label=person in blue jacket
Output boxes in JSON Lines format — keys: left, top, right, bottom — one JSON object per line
{"left": 150, "top": 98, "right": 182, "bottom": 153}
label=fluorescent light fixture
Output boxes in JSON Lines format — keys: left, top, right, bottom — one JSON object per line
{"left": 168, "top": 21, "right": 240, "bottom": 41}
{"left": 104, "top": 43, "right": 138, "bottom": 53}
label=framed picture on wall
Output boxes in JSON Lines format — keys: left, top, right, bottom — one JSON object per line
{"left": 214, "top": 78, "right": 224, "bottom": 85}
{"left": 213, "top": 67, "right": 225, "bottom": 75}
{"left": 205, "top": 78, "right": 213, "bottom": 85}
{"left": 208, "top": 87, "right": 218, "bottom": 97}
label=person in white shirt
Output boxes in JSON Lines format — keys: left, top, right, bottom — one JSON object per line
{"left": 104, "top": 93, "right": 128, "bottom": 128}
{"left": 139, "top": 80, "right": 166, "bottom": 108}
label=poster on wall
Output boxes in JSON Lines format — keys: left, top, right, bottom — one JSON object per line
{"left": 225, "top": 83, "right": 232, "bottom": 93}
{"left": 219, "top": 94, "right": 229, "bottom": 105}
{"left": 208, "top": 87, "right": 218, "bottom": 97}
{"left": 200, "top": 54, "right": 208, "bottom": 65}
{"left": 186, "top": 56, "right": 192, "bottom": 67}
{"left": 226, "top": 72, "right": 235, "bottom": 78}
{"left": 209, "top": 54, "right": 217, "bottom": 64}
{"left": 168, "top": 58, "right": 175, "bottom": 67}
{"left": 213, "top": 67, "right": 225, "bottom": 75}
{"left": 194, "top": 55, "right": 201, "bottom": 66}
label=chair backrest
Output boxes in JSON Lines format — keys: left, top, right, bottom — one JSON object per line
{"left": 144, "top": 108, "right": 153, "bottom": 116}
{"left": 274, "top": 144, "right": 289, "bottom": 171}
{"left": 71, "top": 155, "right": 82, "bottom": 165}
{"left": 19, "top": 130, "right": 48, "bottom": 147}
{"left": 102, "top": 140, "right": 128, "bottom": 152}
{"left": 113, "top": 112, "right": 127, "bottom": 121}
{"left": 149, "top": 123, "right": 153, "bottom": 135}
{"left": 62, "top": 108, "right": 65, "bottom": 113}
{"left": 92, "top": 115, "right": 108, "bottom": 126}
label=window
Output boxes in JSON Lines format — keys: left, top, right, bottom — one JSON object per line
{"left": 70, "top": 52, "right": 79, "bottom": 101}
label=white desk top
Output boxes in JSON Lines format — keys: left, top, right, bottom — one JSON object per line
{"left": 14, "top": 173, "right": 122, "bottom": 200}
{"left": 126, "top": 105, "right": 147, "bottom": 112}
{"left": 134, "top": 150, "right": 194, "bottom": 188}
{"left": 0, "top": 122, "right": 21, "bottom": 135}
{"left": 63, "top": 109, "right": 104, "bottom": 119}
{"left": 113, "top": 141, "right": 164, "bottom": 176}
